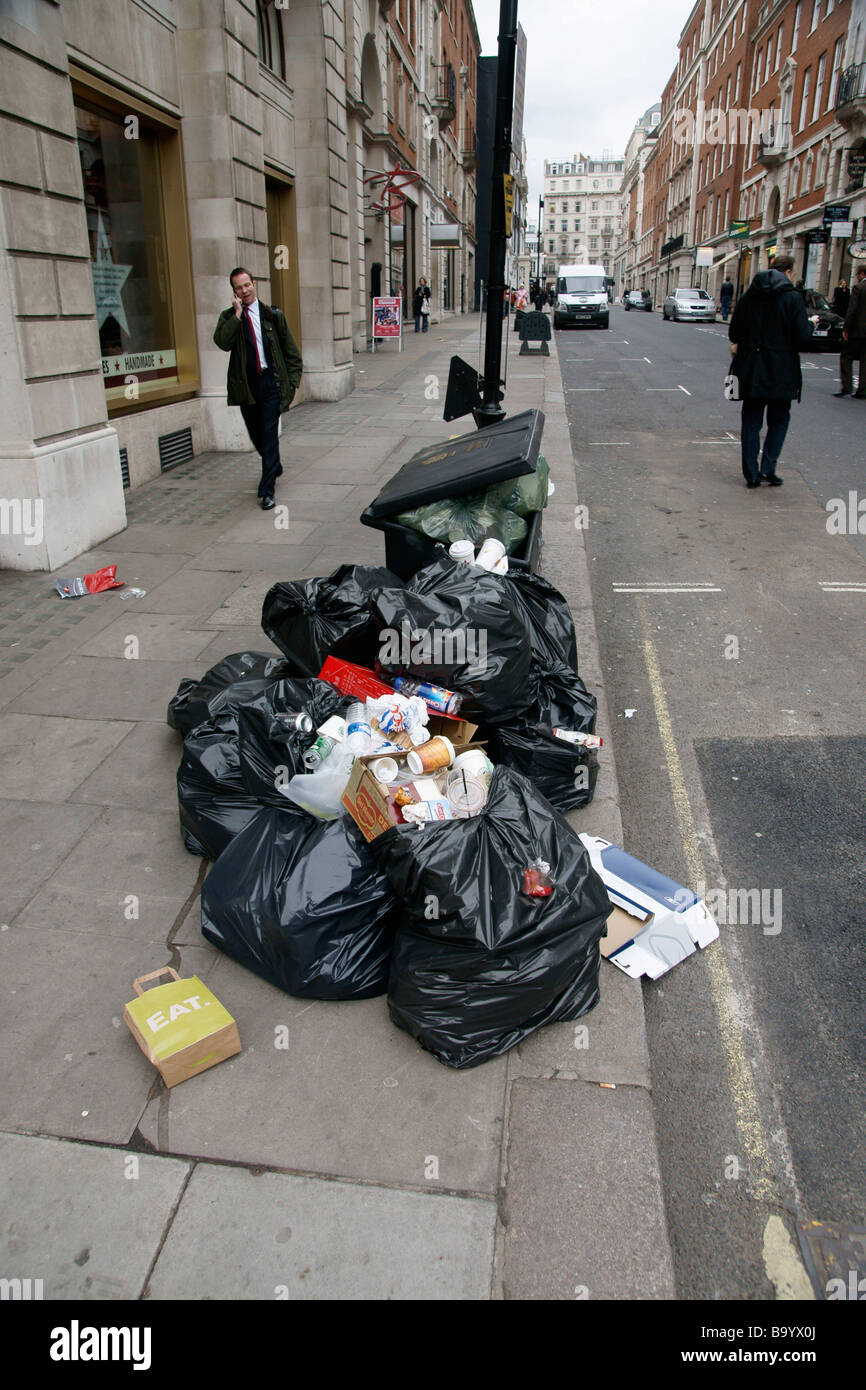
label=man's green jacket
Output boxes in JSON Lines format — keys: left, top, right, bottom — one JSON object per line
{"left": 213, "top": 302, "right": 303, "bottom": 412}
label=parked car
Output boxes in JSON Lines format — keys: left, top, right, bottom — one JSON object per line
{"left": 800, "top": 288, "right": 844, "bottom": 352}
{"left": 624, "top": 289, "right": 653, "bottom": 312}
{"left": 662, "top": 287, "right": 716, "bottom": 322}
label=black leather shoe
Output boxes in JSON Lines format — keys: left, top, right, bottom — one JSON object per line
{"left": 853, "top": 392, "right": 866, "bottom": 399}
{"left": 746, "top": 479, "right": 760, "bottom": 489}
{"left": 261, "top": 495, "right": 275, "bottom": 510}
{"left": 762, "top": 474, "right": 783, "bottom": 486}
{"left": 833, "top": 390, "right": 851, "bottom": 397}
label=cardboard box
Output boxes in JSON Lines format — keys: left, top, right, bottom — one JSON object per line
{"left": 124, "top": 967, "right": 241, "bottom": 1087}
{"left": 579, "top": 834, "right": 719, "bottom": 980}
{"left": 343, "top": 742, "right": 486, "bottom": 841}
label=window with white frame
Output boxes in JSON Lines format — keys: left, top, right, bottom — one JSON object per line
{"left": 792, "top": 1, "right": 802, "bottom": 49}
{"left": 812, "top": 53, "right": 826, "bottom": 122}
{"left": 809, "top": 0, "right": 819, "bottom": 33}
{"left": 799, "top": 67, "right": 812, "bottom": 129}
{"left": 774, "top": 25, "right": 783, "bottom": 71}
{"left": 828, "top": 36, "right": 844, "bottom": 110}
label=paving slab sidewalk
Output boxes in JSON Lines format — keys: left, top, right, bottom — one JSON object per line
{"left": 0, "top": 313, "right": 675, "bottom": 1301}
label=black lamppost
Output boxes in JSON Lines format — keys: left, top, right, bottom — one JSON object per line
{"left": 537, "top": 195, "right": 544, "bottom": 289}
{"left": 475, "top": 0, "right": 519, "bottom": 429}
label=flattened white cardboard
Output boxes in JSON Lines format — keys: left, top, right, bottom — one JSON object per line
{"left": 579, "top": 834, "right": 719, "bottom": 980}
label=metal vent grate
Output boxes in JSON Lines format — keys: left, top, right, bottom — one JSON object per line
{"left": 119, "top": 447, "right": 130, "bottom": 489}
{"left": 158, "top": 427, "right": 194, "bottom": 473}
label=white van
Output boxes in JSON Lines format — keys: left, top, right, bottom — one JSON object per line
{"left": 554, "top": 264, "right": 609, "bottom": 329}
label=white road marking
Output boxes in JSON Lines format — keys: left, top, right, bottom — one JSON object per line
{"left": 588, "top": 441, "right": 632, "bottom": 445}
{"left": 647, "top": 387, "right": 679, "bottom": 391}
{"left": 613, "top": 583, "right": 722, "bottom": 593}
{"left": 644, "top": 356, "right": 652, "bottom": 363}
{"left": 819, "top": 582, "right": 866, "bottom": 592}
{"left": 566, "top": 387, "right": 605, "bottom": 391}
{"left": 678, "top": 384, "right": 692, "bottom": 395}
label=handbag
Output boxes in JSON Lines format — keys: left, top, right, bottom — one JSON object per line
{"left": 420, "top": 298, "right": 430, "bottom": 315}
{"left": 723, "top": 372, "right": 740, "bottom": 401}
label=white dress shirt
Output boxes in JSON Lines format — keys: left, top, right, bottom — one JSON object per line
{"left": 245, "top": 298, "right": 268, "bottom": 369}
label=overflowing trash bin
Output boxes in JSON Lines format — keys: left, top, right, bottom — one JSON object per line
{"left": 165, "top": 415, "right": 620, "bottom": 1065}
{"left": 360, "top": 408, "right": 547, "bottom": 580}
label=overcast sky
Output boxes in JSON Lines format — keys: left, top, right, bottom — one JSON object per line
{"left": 470, "top": 0, "right": 695, "bottom": 213}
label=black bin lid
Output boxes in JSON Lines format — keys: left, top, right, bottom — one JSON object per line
{"left": 367, "top": 408, "right": 545, "bottom": 518}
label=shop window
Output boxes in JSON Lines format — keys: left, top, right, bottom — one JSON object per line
{"left": 73, "top": 77, "right": 198, "bottom": 414}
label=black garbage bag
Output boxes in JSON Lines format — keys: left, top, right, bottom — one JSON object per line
{"left": 177, "top": 717, "right": 267, "bottom": 860}
{"left": 177, "top": 676, "right": 344, "bottom": 860}
{"left": 377, "top": 767, "right": 611, "bottom": 1068}
{"left": 261, "top": 565, "right": 402, "bottom": 677}
{"left": 529, "top": 660, "right": 597, "bottom": 731}
{"left": 372, "top": 554, "right": 535, "bottom": 723}
{"left": 486, "top": 660, "right": 598, "bottom": 812}
{"left": 167, "top": 651, "right": 293, "bottom": 736}
{"left": 504, "top": 571, "right": 578, "bottom": 673}
{"left": 201, "top": 809, "right": 399, "bottom": 1000}
{"left": 237, "top": 677, "right": 351, "bottom": 806}
{"left": 486, "top": 720, "right": 598, "bottom": 813}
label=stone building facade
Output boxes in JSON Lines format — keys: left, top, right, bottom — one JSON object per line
{"left": 541, "top": 153, "right": 625, "bottom": 285}
{"left": 0, "top": 0, "right": 479, "bottom": 572}
{"left": 613, "top": 103, "right": 661, "bottom": 297}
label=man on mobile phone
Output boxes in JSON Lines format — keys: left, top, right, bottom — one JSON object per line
{"left": 213, "top": 267, "right": 303, "bottom": 509}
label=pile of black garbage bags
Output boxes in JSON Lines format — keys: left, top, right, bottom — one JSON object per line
{"left": 167, "top": 555, "right": 612, "bottom": 1068}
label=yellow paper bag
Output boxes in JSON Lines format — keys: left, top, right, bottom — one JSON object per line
{"left": 124, "top": 967, "right": 241, "bottom": 1088}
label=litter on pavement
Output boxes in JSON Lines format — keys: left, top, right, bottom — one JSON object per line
{"left": 138, "top": 417, "right": 717, "bottom": 1079}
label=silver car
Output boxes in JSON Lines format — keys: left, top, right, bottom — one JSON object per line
{"left": 662, "top": 287, "right": 716, "bottom": 321}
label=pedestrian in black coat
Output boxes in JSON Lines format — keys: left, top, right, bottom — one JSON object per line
{"left": 728, "top": 254, "right": 818, "bottom": 488}
{"left": 836, "top": 266, "right": 866, "bottom": 398}
{"left": 831, "top": 279, "right": 850, "bottom": 317}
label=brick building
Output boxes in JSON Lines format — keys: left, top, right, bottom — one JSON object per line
{"left": 639, "top": 0, "right": 864, "bottom": 307}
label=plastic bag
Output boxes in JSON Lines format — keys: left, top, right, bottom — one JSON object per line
{"left": 177, "top": 677, "right": 346, "bottom": 859}
{"left": 281, "top": 742, "right": 355, "bottom": 820}
{"left": 201, "top": 809, "right": 398, "bottom": 1000}
{"left": 393, "top": 494, "right": 528, "bottom": 552}
{"left": 373, "top": 555, "right": 535, "bottom": 723}
{"left": 486, "top": 718, "right": 598, "bottom": 812}
{"left": 504, "top": 571, "right": 578, "bottom": 673}
{"left": 236, "top": 678, "right": 350, "bottom": 806}
{"left": 177, "top": 717, "right": 268, "bottom": 860}
{"left": 376, "top": 767, "right": 611, "bottom": 1068}
{"left": 54, "top": 565, "right": 125, "bottom": 599}
{"left": 167, "top": 651, "right": 294, "bottom": 736}
{"left": 261, "top": 565, "right": 401, "bottom": 677}
{"left": 392, "top": 457, "right": 550, "bottom": 554}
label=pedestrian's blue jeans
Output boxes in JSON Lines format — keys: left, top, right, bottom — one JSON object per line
{"left": 414, "top": 314, "right": 428, "bottom": 332}
{"left": 740, "top": 398, "right": 790, "bottom": 481}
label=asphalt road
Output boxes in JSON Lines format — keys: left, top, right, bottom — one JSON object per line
{"left": 558, "top": 305, "right": 866, "bottom": 1301}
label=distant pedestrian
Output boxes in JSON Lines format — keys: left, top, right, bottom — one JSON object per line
{"left": 835, "top": 265, "right": 866, "bottom": 399}
{"left": 831, "top": 279, "right": 850, "bottom": 317}
{"left": 413, "top": 277, "right": 431, "bottom": 332}
{"left": 728, "top": 254, "right": 819, "bottom": 488}
{"left": 719, "top": 277, "right": 734, "bottom": 321}
{"left": 213, "top": 267, "right": 302, "bottom": 510}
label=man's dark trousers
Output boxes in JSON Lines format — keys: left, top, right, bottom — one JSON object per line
{"left": 840, "top": 339, "right": 866, "bottom": 396}
{"left": 740, "top": 398, "right": 790, "bottom": 482}
{"left": 239, "top": 309, "right": 283, "bottom": 499}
